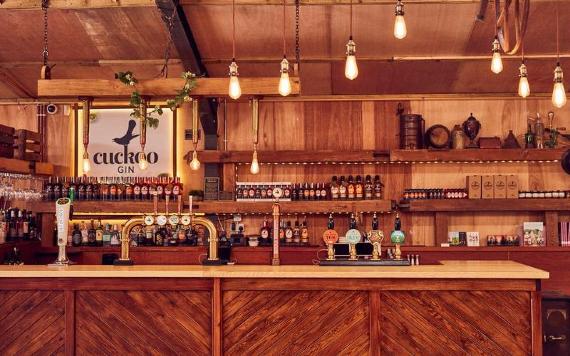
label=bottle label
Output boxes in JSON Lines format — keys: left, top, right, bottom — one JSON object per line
{"left": 331, "top": 187, "right": 339, "bottom": 198}
{"left": 134, "top": 186, "right": 141, "bottom": 195}
{"left": 285, "top": 230, "right": 293, "bottom": 238}
{"left": 96, "top": 231, "right": 103, "bottom": 242}
{"left": 261, "top": 229, "right": 269, "bottom": 239}
{"left": 173, "top": 186, "right": 180, "bottom": 196}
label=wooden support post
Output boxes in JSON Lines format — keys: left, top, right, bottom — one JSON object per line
{"left": 212, "top": 278, "right": 222, "bottom": 356}
{"left": 434, "top": 212, "right": 449, "bottom": 246}
{"left": 369, "top": 291, "right": 381, "bottom": 356}
{"left": 65, "top": 290, "right": 75, "bottom": 356}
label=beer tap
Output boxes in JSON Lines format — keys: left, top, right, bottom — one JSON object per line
{"left": 48, "top": 197, "right": 73, "bottom": 266}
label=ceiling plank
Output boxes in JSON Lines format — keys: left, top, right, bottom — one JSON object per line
{"left": 0, "top": 0, "right": 156, "bottom": 10}
{"left": 0, "top": 59, "right": 183, "bottom": 69}
{"left": 0, "top": 69, "right": 35, "bottom": 98}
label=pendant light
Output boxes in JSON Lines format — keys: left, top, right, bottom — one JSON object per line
{"left": 345, "top": 0, "right": 358, "bottom": 80}
{"left": 278, "top": 0, "right": 292, "bottom": 96}
{"left": 81, "top": 98, "right": 92, "bottom": 174}
{"left": 552, "top": 2, "right": 567, "bottom": 108}
{"left": 394, "top": 0, "right": 407, "bottom": 40}
{"left": 250, "top": 98, "right": 260, "bottom": 175}
{"left": 518, "top": 44, "right": 530, "bottom": 98}
{"left": 189, "top": 99, "right": 201, "bottom": 170}
{"left": 228, "top": 0, "right": 241, "bottom": 100}
{"left": 138, "top": 98, "right": 149, "bottom": 171}
{"left": 491, "top": 36, "right": 503, "bottom": 74}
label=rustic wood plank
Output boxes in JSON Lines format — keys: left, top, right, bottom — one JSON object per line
{"left": 369, "top": 291, "right": 381, "bottom": 356}
{"left": 405, "top": 198, "right": 570, "bottom": 212}
{"left": 0, "top": 278, "right": 213, "bottom": 290}
{"left": 65, "top": 290, "right": 75, "bottom": 356}
{"left": 213, "top": 278, "right": 222, "bottom": 356}
{"left": 434, "top": 212, "right": 449, "bottom": 245}
{"left": 198, "top": 149, "right": 390, "bottom": 163}
{"left": 37, "top": 77, "right": 301, "bottom": 98}
{"left": 531, "top": 290, "right": 543, "bottom": 356}
{"left": 391, "top": 148, "right": 566, "bottom": 162}
{"left": 544, "top": 211, "right": 559, "bottom": 247}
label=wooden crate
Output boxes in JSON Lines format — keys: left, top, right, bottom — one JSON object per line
{"left": 13, "top": 129, "right": 42, "bottom": 161}
{"left": 0, "top": 124, "right": 15, "bottom": 158}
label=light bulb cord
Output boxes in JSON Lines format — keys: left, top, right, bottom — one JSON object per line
{"left": 282, "top": 0, "right": 286, "bottom": 56}
{"left": 232, "top": 0, "right": 236, "bottom": 59}
{"left": 556, "top": 0, "right": 560, "bottom": 61}
{"left": 349, "top": 0, "right": 353, "bottom": 37}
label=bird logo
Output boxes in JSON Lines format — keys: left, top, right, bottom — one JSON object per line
{"left": 112, "top": 119, "right": 140, "bottom": 146}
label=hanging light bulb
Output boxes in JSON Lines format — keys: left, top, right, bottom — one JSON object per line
{"left": 82, "top": 151, "right": 91, "bottom": 173}
{"left": 250, "top": 148, "right": 260, "bottom": 174}
{"left": 552, "top": 63, "right": 567, "bottom": 108}
{"left": 394, "top": 0, "right": 407, "bottom": 40}
{"left": 345, "top": 38, "right": 358, "bottom": 80}
{"left": 228, "top": 60, "right": 242, "bottom": 100}
{"left": 279, "top": 57, "right": 292, "bottom": 96}
{"left": 138, "top": 151, "right": 149, "bottom": 170}
{"left": 189, "top": 150, "right": 201, "bottom": 171}
{"left": 491, "top": 37, "right": 503, "bottom": 74}
{"left": 518, "top": 62, "right": 530, "bottom": 98}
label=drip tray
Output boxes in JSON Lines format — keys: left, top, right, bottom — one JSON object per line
{"left": 319, "top": 259, "right": 411, "bottom": 266}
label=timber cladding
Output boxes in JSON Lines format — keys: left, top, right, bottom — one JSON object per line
{"left": 0, "top": 277, "right": 541, "bottom": 356}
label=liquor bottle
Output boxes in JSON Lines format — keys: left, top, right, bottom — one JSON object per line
{"left": 364, "top": 175, "right": 373, "bottom": 200}
{"left": 83, "top": 220, "right": 94, "bottom": 246}
{"left": 99, "top": 177, "right": 107, "bottom": 201}
{"left": 136, "top": 228, "right": 145, "bottom": 246}
{"left": 16, "top": 209, "right": 25, "bottom": 240}
{"left": 260, "top": 217, "right": 271, "bottom": 243}
{"left": 79, "top": 221, "right": 88, "bottom": 246}
{"left": 61, "top": 177, "right": 69, "bottom": 200}
{"left": 173, "top": 177, "right": 182, "bottom": 199}
{"left": 28, "top": 211, "right": 37, "bottom": 240}
{"left": 297, "top": 184, "right": 304, "bottom": 200}
{"left": 394, "top": 212, "right": 401, "bottom": 231}
{"left": 154, "top": 226, "right": 164, "bottom": 246}
{"left": 186, "top": 226, "right": 196, "bottom": 246}
{"left": 339, "top": 176, "right": 347, "bottom": 199}
{"left": 260, "top": 185, "right": 268, "bottom": 199}
{"left": 236, "top": 185, "right": 243, "bottom": 200}
{"left": 300, "top": 217, "right": 309, "bottom": 244}
{"left": 330, "top": 176, "right": 339, "bottom": 200}
{"left": 302, "top": 183, "right": 310, "bottom": 200}
{"left": 133, "top": 178, "right": 141, "bottom": 200}
{"left": 315, "top": 183, "right": 321, "bottom": 200}
{"left": 145, "top": 226, "right": 154, "bottom": 246}
{"left": 284, "top": 221, "right": 294, "bottom": 243}
{"left": 102, "top": 223, "right": 112, "bottom": 246}
{"left": 116, "top": 177, "right": 124, "bottom": 201}
{"left": 140, "top": 178, "right": 149, "bottom": 201}
{"left": 45, "top": 177, "right": 54, "bottom": 201}
{"left": 168, "top": 226, "right": 178, "bottom": 246}
{"left": 255, "top": 185, "right": 262, "bottom": 199}
{"left": 93, "top": 177, "right": 100, "bottom": 200}
{"left": 125, "top": 177, "right": 134, "bottom": 200}
{"left": 156, "top": 177, "right": 164, "bottom": 200}
{"left": 0, "top": 211, "right": 7, "bottom": 244}
{"left": 278, "top": 221, "right": 285, "bottom": 244}
{"left": 373, "top": 175, "right": 383, "bottom": 199}
{"left": 95, "top": 220, "right": 103, "bottom": 246}
{"left": 110, "top": 224, "right": 121, "bottom": 246}
{"left": 320, "top": 183, "right": 328, "bottom": 200}
{"left": 283, "top": 185, "right": 291, "bottom": 200}
{"left": 72, "top": 224, "right": 82, "bottom": 247}
{"left": 8, "top": 209, "right": 17, "bottom": 241}
{"left": 347, "top": 175, "right": 355, "bottom": 200}
{"left": 327, "top": 213, "right": 335, "bottom": 229}
{"left": 164, "top": 178, "right": 173, "bottom": 201}
{"left": 21, "top": 210, "right": 29, "bottom": 240}
{"left": 309, "top": 183, "right": 316, "bottom": 200}
{"left": 371, "top": 212, "right": 379, "bottom": 230}
{"left": 85, "top": 177, "right": 93, "bottom": 200}
{"left": 53, "top": 177, "right": 62, "bottom": 200}
{"left": 293, "top": 219, "right": 301, "bottom": 244}
{"left": 290, "top": 183, "right": 297, "bottom": 201}
{"left": 355, "top": 175, "right": 364, "bottom": 199}
{"left": 248, "top": 185, "right": 255, "bottom": 199}
{"left": 349, "top": 213, "right": 357, "bottom": 229}
{"left": 266, "top": 185, "right": 273, "bottom": 199}
{"left": 77, "top": 176, "right": 86, "bottom": 201}
{"left": 177, "top": 226, "right": 187, "bottom": 245}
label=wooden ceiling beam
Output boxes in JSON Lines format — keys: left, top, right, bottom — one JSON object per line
{"left": 155, "top": 0, "right": 218, "bottom": 148}
{"left": 0, "top": 0, "right": 155, "bottom": 10}
{"left": 179, "top": 0, "right": 550, "bottom": 5}
{"left": 0, "top": 69, "right": 34, "bottom": 98}
{"left": 0, "top": 59, "right": 183, "bottom": 69}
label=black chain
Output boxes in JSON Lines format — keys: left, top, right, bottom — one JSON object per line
{"left": 159, "top": 4, "right": 178, "bottom": 78}
{"left": 295, "top": 0, "right": 300, "bottom": 72}
{"left": 41, "top": 0, "right": 49, "bottom": 67}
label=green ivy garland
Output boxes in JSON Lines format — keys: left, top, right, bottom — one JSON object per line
{"left": 115, "top": 71, "right": 197, "bottom": 128}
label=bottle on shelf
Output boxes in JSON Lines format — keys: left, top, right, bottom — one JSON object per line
{"left": 125, "top": 178, "right": 134, "bottom": 200}
{"left": 364, "top": 175, "right": 373, "bottom": 200}
{"left": 339, "top": 176, "right": 347, "bottom": 200}
{"left": 284, "top": 221, "right": 293, "bottom": 244}
{"left": 330, "top": 176, "right": 339, "bottom": 200}
{"left": 102, "top": 223, "right": 112, "bottom": 246}
{"left": 145, "top": 225, "right": 154, "bottom": 246}
{"left": 293, "top": 217, "right": 301, "bottom": 244}
{"left": 327, "top": 213, "right": 335, "bottom": 230}
{"left": 347, "top": 175, "right": 355, "bottom": 200}
{"left": 61, "top": 177, "right": 69, "bottom": 200}
{"left": 260, "top": 216, "right": 271, "bottom": 244}
{"left": 309, "top": 183, "right": 316, "bottom": 200}
{"left": 95, "top": 220, "right": 103, "bottom": 247}
{"left": 300, "top": 216, "right": 309, "bottom": 244}
{"left": 72, "top": 224, "right": 82, "bottom": 247}
{"left": 349, "top": 213, "right": 357, "bottom": 229}
{"left": 86, "top": 177, "right": 94, "bottom": 200}
{"left": 355, "top": 175, "right": 364, "bottom": 199}
{"left": 373, "top": 175, "right": 383, "bottom": 199}
{"left": 53, "top": 177, "right": 62, "bottom": 200}
{"left": 16, "top": 209, "right": 24, "bottom": 240}
{"left": 110, "top": 224, "right": 121, "bottom": 246}
{"left": 80, "top": 221, "right": 89, "bottom": 246}
{"left": 371, "top": 212, "right": 379, "bottom": 230}
{"left": 278, "top": 221, "right": 286, "bottom": 243}
{"left": 8, "top": 209, "right": 17, "bottom": 241}
{"left": 77, "top": 177, "right": 86, "bottom": 201}
{"left": 45, "top": 177, "right": 54, "bottom": 201}
{"left": 88, "top": 220, "right": 97, "bottom": 246}
{"left": 303, "top": 183, "right": 310, "bottom": 200}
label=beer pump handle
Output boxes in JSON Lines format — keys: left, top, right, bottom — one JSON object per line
{"left": 165, "top": 195, "right": 169, "bottom": 215}
{"left": 49, "top": 197, "right": 71, "bottom": 266}
{"left": 153, "top": 192, "right": 158, "bottom": 216}
{"left": 188, "top": 195, "right": 193, "bottom": 216}
{"left": 177, "top": 195, "right": 182, "bottom": 215}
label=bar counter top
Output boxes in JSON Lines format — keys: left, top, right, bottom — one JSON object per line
{"left": 0, "top": 260, "right": 549, "bottom": 279}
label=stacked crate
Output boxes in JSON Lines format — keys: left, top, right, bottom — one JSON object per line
{"left": 0, "top": 124, "right": 15, "bottom": 158}
{"left": 13, "top": 129, "right": 43, "bottom": 161}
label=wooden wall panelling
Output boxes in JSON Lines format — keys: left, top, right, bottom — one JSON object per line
{"left": 75, "top": 290, "right": 212, "bottom": 355}
{"left": 544, "top": 211, "right": 560, "bottom": 247}
{"left": 434, "top": 212, "right": 449, "bottom": 245}
{"left": 222, "top": 290, "right": 370, "bottom": 356}
{"left": 379, "top": 290, "right": 532, "bottom": 355}
{"left": 0, "top": 290, "right": 66, "bottom": 355}
{"left": 509, "top": 251, "right": 570, "bottom": 296}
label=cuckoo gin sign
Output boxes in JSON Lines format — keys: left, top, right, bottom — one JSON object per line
{"left": 78, "top": 109, "right": 173, "bottom": 177}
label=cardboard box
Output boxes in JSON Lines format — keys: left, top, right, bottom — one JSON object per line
{"left": 466, "top": 175, "right": 482, "bottom": 199}
{"left": 506, "top": 175, "right": 519, "bottom": 199}
{"left": 482, "top": 175, "right": 494, "bottom": 199}
{"left": 493, "top": 175, "right": 507, "bottom": 199}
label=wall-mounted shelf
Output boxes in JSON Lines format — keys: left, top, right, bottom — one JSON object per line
{"left": 198, "top": 150, "right": 390, "bottom": 164}
{"left": 390, "top": 148, "right": 566, "bottom": 163}
{"left": 31, "top": 199, "right": 394, "bottom": 215}
{"left": 401, "top": 199, "right": 570, "bottom": 212}
{"left": 0, "top": 157, "right": 53, "bottom": 175}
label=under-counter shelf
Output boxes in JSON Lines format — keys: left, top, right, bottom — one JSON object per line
{"left": 400, "top": 198, "right": 570, "bottom": 212}
{"left": 390, "top": 148, "right": 566, "bottom": 163}
{"left": 30, "top": 199, "right": 394, "bottom": 215}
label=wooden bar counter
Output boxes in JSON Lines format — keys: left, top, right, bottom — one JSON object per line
{"left": 0, "top": 261, "right": 548, "bottom": 356}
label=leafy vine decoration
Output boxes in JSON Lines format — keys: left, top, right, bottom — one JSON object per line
{"left": 115, "top": 71, "right": 197, "bottom": 128}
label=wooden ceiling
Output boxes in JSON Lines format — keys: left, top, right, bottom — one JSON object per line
{"left": 0, "top": 0, "right": 569, "bottom": 98}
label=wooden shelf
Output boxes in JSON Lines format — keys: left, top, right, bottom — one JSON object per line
{"left": 401, "top": 199, "right": 570, "bottom": 212}
{"left": 198, "top": 150, "right": 390, "bottom": 164}
{"left": 0, "top": 157, "right": 53, "bottom": 175}
{"left": 31, "top": 199, "right": 394, "bottom": 215}
{"left": 390, "top": 148, "right": 566, "bottom": 163}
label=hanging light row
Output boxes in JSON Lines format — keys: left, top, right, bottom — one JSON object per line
{"left": 490, "top": 5, "right": 567, "bottom": 108}
{"left": 345, "top": 0, "right": 407, "bottom": 80}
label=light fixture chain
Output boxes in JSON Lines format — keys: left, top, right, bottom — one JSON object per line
{"left": 159, "top": 4, "right": 178, "bottom": 78}
{"left": 295, "top": 0, "right": 300, "bottom": 71}
{"left": 41, "top": 0, "right": 49, "bottom": 67}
